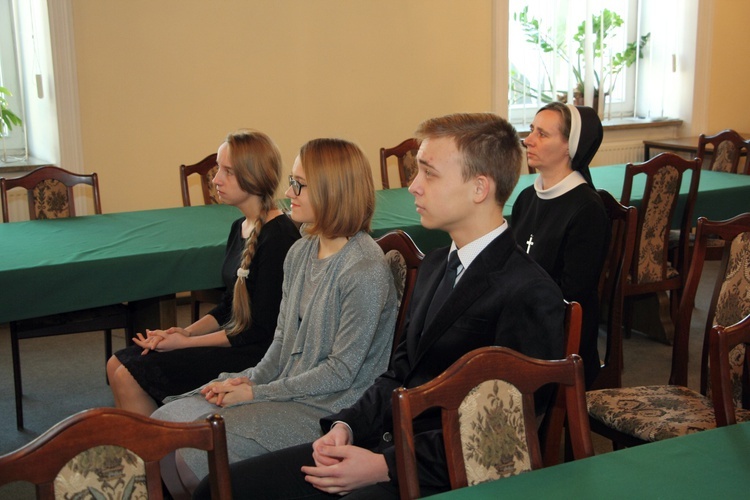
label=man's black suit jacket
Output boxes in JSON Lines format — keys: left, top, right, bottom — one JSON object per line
{"left": 322, "top": 229, "right": 565, "bottom": 491}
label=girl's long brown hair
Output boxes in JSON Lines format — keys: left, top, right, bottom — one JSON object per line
{"left": 223, "top": 130, "right": 282, "bottom": 336}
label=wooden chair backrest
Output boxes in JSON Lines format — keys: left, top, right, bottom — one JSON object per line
{"left": 375, "top": 230, "right": 425, "bottom": 356}
{"left": 1, "top": 165, "right": 102, "bottom": 222}
{"left": 392, "top": 342, "right": 592, "bottom": 499}
{"left": 670, "top": 213, "right": 750, "bottom": 389}
{"left": 0, "top": 408, "right": 232, "bottom": 500}
{"left": 709, "top": 312, "right": 750, "bottom": 426}
{"left": 379, "top": 138, "right": 420, "bottom": 189}
{"left": 697, "top": 129, "right": 749, "bottom": 174}
{"left": 590, "top": 189, "right": 637, "bottom": 390}
{"left": 621, "top": 152, "right": 701, "bottom": 286}
{"left": 180, "top": 153, "right": 219, "bottom": 206}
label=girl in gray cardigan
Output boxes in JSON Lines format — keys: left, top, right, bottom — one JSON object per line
{"left": 152, "top": 138, "right": 398, "bottom": 481}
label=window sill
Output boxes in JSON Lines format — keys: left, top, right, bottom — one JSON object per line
{"left": 0, "top": 156, "right": 54, "bottom": 175}
{"left": 516, "top": 117, "right": 683, "bottom": 137}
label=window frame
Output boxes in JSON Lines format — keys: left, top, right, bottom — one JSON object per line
{"left": 505, "top": 0, "right": 645, "bottom": 126}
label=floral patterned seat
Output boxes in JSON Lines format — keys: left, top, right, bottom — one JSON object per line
{"left": 392, "top": 345, "right": 592, "bottom": 500}
{"left": 588, "top": 214, "right": 750, "bottom": 448}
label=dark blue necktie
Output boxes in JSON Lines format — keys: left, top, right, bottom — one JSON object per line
{"left": 425, "top": 250, "right": 460, "bottom": 326}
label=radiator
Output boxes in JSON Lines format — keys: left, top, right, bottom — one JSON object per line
{"left": 523, "top": 140, "right": 645, "bottom": 173}
{"left": 591, "top": 141, "right": 644, "bottom": 166}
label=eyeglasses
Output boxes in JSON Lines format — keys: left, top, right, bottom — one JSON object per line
{"left": 288, "top": 175, "right": 307, "bottom": 196}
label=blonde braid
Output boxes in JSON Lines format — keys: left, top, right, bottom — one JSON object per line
{"left": 225, "top": 209, "right": 267, "bottom": 336}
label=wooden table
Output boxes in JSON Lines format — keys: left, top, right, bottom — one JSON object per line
{"left": 643, "top": 134, "right": 750, "bottom": 163}
{"left": 429, "top": 422, "right": 750, "bottom": 499}
{"left": 0, "top": 204, "right": 241, "bottom": 330}
{"left": 643, "top": 136, "right": 705, "bottom": 159}
{"left": 3, "top": 165, "right": 749, "bottom": 330}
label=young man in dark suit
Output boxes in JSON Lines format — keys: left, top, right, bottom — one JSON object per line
{"left": 194, "top": 113, "right": 566, "bottom": 499}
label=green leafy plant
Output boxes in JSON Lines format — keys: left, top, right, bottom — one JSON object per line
{"left": 511, "top": 6, "right": 650, "bottom": 106}
{"left": 1, "top": 86, "right": 23, "bottom": 134}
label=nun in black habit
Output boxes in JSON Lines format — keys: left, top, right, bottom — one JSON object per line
{"left": 511, "top": 102, "right": 610, "bottom": 389}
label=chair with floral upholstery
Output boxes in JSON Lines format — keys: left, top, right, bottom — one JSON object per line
{"left": 179, "top": 153, "right": 224, "bottom": 322}
{"left": 392, "top": 327, "right": 592, "bottom": 498}
{"left": 1, "top": 166, "right": 133, "bottom": 430}
{"left": 379, "top": 138, "right": 420, "bottom": 189}
{"left": 699, "top": 129, "right": 749, "bottom": 174}
{"left": 587, "top": 213, "right": 750, "bottom": 449}
{"left": 179, "top": 153, "right": 220, "bottom": 207}
{"left": 1, "top": 165, "right": 103, "bottom": 222}
{"left": 375, "top": 230, "right": 424, "bottom": 356}
{"left": 0, "top": 408, "right": 231, "bottom": 500}
{"left": 709, "top": 312, "right": 750, "bottom": 427}
{"left": 620, "top": 152, "right": 701, "bottom": 344}
{"left": 676, "top": 130, "right": 750, "bottom": 261}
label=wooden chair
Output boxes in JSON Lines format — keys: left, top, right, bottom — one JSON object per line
{"left": 392, "top": 345, "right": 591, "bottom": 499}
{"left": 379, "top": 138, "right": 420, "bottom": 189}
{"left": 620, "top": 152, "right": 701, "bottom": 344}
{"left": 709, "top": 313, "right": 750, "bottom": 427}
{"left": 589, "top": 190, "right": 637, "bottom": 390}
{"left": 0, "top": 408, "right": 231, "bottom": 500}
{"left": 179, "top": 153, "right": 224, "bottom": 322}
{"left": 1, "top": 165, "right": 102, "bottom": 222}
{"left": 587, "top": 213, "right": 750, "bottom": 449}
{"left": 698, "top": 129, "right": 749, "bottom": 174}
{"left": 540, "top": 301, "right": 582, "bottom": 466}
{"left": 179, "top": 153, "right": 220, "bottom": 206}
{"left": 0, "top": 166, "right": 133, "bottom": 430}
{"left": 680, "top": 130, "right": 750, "bottom": 261}
{"left": 375, "top": 230, "right": 424, "bottom": 356}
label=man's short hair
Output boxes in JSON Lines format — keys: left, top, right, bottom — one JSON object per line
{"left": 415, "top": 113, "right": 522, "bottom": 206}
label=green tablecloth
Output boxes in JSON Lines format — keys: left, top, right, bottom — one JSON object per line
{"left": 2, "top": 165, "right": 748, "bottom": 324}
{"left": 0, "top": 204, "right": 240, "bottom": 323}
{"left": 376, "top": 165, "right": 750, "bottom": 251}
{"left": 429, "top": 422, "right": 750, "bottom": 499}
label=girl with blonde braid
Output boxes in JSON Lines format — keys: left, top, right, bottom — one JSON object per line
{"left": 107, "top": 130, "right": 300, "bottom": 416}
{"left": 151, "top": 138, "right": 398, "bottom": 483}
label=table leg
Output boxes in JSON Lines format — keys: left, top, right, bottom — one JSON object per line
{"left": 628, "top": 292, "right": 674, "bottom": 344}
{"left": 129, "top": 295, "right": 177, "bottom": 334}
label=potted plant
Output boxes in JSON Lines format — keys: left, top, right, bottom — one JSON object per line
{"left": 1, "top": 86, "right": 23, "bottom": 162}
{"left": 510, "top": 7, "right": 650, "bottom": 111}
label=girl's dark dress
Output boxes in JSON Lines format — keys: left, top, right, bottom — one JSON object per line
{"left": 114, "top": 214, "right": 300, "bottom": 402}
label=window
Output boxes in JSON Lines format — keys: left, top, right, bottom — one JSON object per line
{"left": 0, "top": 0, "right": 25, "bottom": 155}
{"left": 507, "top": 0, "right": 664, "bottom": 126}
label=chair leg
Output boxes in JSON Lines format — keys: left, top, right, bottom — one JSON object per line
{"left": 623, "top": 298, "right": 633, "bottom": 339}
{"left": 191, "top": 298, "right": 201, "bottom": 324}
{"left": 105, "top": 329, "right": 113, "bottom": 385}
{"left": 10, "top": 326, "right": 24, "bottom": 430}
